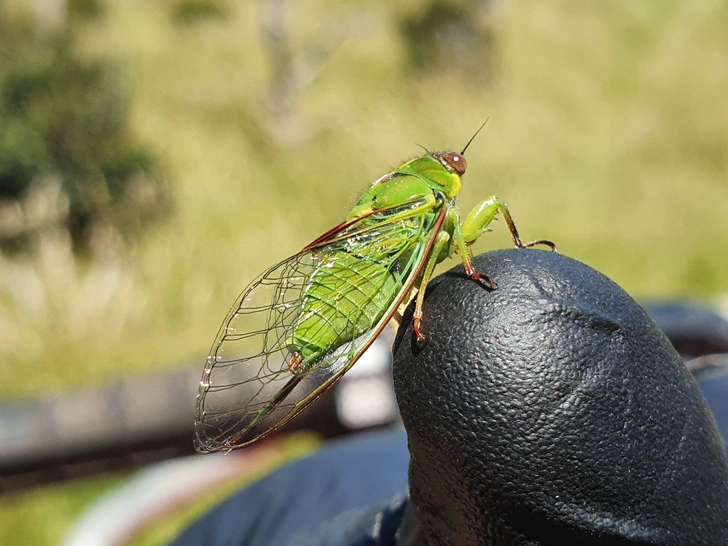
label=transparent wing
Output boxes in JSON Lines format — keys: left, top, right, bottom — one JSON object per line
{"left": 194, "top": 198, "right": 445, "bottom": 452}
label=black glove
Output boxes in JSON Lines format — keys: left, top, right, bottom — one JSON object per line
{"left": 393, "top": 249, "right": 728, "bottom": 546}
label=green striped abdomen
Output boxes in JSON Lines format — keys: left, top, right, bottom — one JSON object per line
{"left": 291, "top": 251, "right": 400, "bottom": 365}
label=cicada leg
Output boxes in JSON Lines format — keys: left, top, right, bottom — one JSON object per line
{"left": 462, "top": 196, "right": 558, "bottom": 252}
{"left": 448, "top": 206, "right": 499, "bottom": 289}
{"left": 414, "top": 197, "right": 557, "bottom": 342}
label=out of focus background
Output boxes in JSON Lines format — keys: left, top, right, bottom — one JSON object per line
{"left": 0, "top": 0, "right": 727, "bottom": 544}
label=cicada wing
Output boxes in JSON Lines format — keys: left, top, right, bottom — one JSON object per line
{"left": 195, "top": 198, "right": 445, "bottom": 452}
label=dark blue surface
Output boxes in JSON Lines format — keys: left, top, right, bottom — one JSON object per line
{"left": 700, "top": 372, "right": 728, "bottom": 448}
{"left": 171, "top": 427, "right": 410, "bottom": 546}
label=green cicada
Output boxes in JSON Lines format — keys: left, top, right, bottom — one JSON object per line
{"left": 194, "top": 134, "right": 556, "bottom": 452}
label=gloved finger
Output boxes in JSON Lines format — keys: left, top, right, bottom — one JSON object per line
{"left": 393, "top": 249, "right": 728, "bottom": 546}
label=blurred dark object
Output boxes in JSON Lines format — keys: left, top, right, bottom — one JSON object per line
{"left": 0, "top": 4, "right": 168, "bottom": 255}
{"left": 0, "top": 329, "right": 396, "bottom": 495}
{"left": 643, "top": 302, "right": 728, "bottom": 358}
{"left": 0, "top": 365, "right": 335, "bottom": 494}
{"left": 0, "top": 299, "right": 725, "bottom": 495}
{"left": 0, "top": 367, "right": 197, "bottom": 495}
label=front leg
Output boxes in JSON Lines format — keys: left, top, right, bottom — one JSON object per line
{"left": 414, "top": 208, "right": 498, "bottom": 342}
{"left": 461, "top": 196, "right": 557, "bottom": 251}
{"left": 448, "top": 207, "right": 498, "bottom": 290}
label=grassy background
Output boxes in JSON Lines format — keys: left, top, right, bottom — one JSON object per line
{"left": 1, "top": 0, "right": 727, "bottom": 544}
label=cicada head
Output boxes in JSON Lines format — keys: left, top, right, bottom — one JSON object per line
{"left": 400, "top": 120, "right": 485, "bottom": 200}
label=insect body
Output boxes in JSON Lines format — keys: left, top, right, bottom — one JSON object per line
{"left": 195, "top": 149, "right": 555, "bottom": 452}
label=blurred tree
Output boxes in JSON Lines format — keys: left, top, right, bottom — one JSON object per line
{"left": 398, "top": 0, "right": 499, "bottom": 79}
{"left": 0, "top": 1, "right": 169, "bottom": 255}
{"left": 260, "top": 0, "right": 335, "bottom": 142}
{"left": 259, "top": 0, "right": 377, "bottom": 143}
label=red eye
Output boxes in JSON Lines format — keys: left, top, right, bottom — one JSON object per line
{"left": 442, "top": 152, "right": 467, "bottom": 175}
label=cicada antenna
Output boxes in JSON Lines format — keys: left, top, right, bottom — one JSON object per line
{"left": 461, "top": 118, "right": 489, "bottom": 155}
{"left": 415, "top": 143, "right": 432, "bottom": 155}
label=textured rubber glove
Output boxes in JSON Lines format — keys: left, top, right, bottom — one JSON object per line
{"left": 393, "top": 249, "right": 728, "bottom": 546}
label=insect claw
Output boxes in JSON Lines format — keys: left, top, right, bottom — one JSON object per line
{"left": 464, "top": 262, "right": 497, "bottom": 290}
{"left": 469, "top": 271, "right": 497, "bottom": 290}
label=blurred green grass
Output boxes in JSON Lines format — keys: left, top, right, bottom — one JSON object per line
{"left": 0, "top": 433, "right": 319, "bottom": 546}
{"left": 0, "top": 474, "right": 127, "bottom": 545}
{"left": 0, "top": 0, "right": 727, "bottom": 543}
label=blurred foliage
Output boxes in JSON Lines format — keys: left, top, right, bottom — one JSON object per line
{"left": 171, "top": 0, "right": 230, "bottom": 25}
{"left": 399, "top": 0, "right": 498, "bottom": 77}
{"left": 0, "top": 0, "right": 727, "bottom": 543}
{"left": 67, "top": 0, "right": 106, "bottom": 21}
{"left": 0, "top": 2, "right": 168, "bottom": 253}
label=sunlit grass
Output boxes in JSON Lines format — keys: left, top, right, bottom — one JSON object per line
{"left": 2, "top": 0, "right": 727, "bottom": 398}
{"left": 1, "top": 0, "right": 727, "bottom": 543}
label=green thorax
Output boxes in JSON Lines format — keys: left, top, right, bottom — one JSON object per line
{"left": 348, "top": 154, "right": 462, "bottom": 220}
{"left": 395, "top": 155, "right": 462, "bottom": 199}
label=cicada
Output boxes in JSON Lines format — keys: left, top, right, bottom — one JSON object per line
{"left": 194, "top": 135, "right": 556, "bottom": 452}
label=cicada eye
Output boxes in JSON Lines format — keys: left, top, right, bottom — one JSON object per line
{"left": 441, "top": 152, "right": 467, "bottom": 176}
